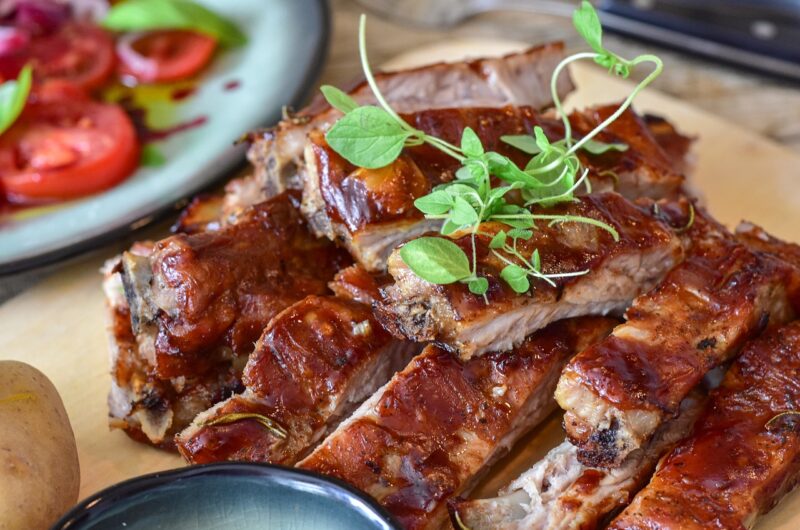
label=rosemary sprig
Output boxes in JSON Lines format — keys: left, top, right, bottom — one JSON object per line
{"left": 320, "top": 1, "right": 661, "bottom": 297}
{"left": 200, "top": 412, "right": 288, "bottom": 440}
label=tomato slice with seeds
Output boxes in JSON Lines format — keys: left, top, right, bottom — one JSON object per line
{"left": 0, "top": 99, "right": 140, "bottom": 204}
{"left": 118, "top": 30, "right": 217, "bottom": 84}
{"left": 22, "top": 22, "right": 116, "bottom": 92}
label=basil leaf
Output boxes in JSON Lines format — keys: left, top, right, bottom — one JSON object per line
{"left": 140, "top": 145, "right": 167, "bottom": 167}
{"left": 489, "top": 230, "right": 507, "bottom": 249}
{"left": 500, "top": 134, "right": 540, "bottom": 155}
{"left": 486, "top": 152, "right": 546, "bottom": 189}
{"left": 531, "top": 248, "right": 541, "bottom": 271}
{"left": 500, "top": 264, "right": 530, "bottom": 293}
{"left": 451, "top": 196, "right": 479, "bottom": 226}
{"left": 103, "top": 0, "right": 246, "bottom": 47}
{"left": 400, "top": 237, "right": 471, "bottom": 284}
{"left": 320, "top": 85, "right": 359, "bottom": 114}
{"left": 581, "top": 139, "right": 629, "bottom": 155}
{"left": 533, "top": 126, "right": 552, "bottom": 152}
{"left": 508, "top": 228, "right": 533, "bottom": 241}
{"left": 468, "top": 277, "right": 489, "bottom": 295}
{"left": 0, "top": 65, "right": 31, "bottom": 136}
{"left": 440, "top": 219, "right": 461, "bottom": 235}
{"left": 326, "top": 106, "right": 411, "bottom": 168}
{"left": 573, "top": 0, "right": 604, "bottom": 55}
{"left": 414, "top": 190, "right": 453, "bottom": 215}
{"left": 460, "top": 127, "right": 484, "bottom": 158}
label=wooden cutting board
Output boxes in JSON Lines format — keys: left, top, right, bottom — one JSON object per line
{"left": 1, "top": 39, "right": 799, "bottom": 529}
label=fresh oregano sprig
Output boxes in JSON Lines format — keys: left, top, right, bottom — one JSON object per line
{"left": 319, "top": 1, "right": 663, "bottom": 297}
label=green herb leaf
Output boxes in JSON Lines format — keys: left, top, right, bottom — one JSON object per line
{"left": 531, "top": 248, "right": 541, "bottom": 271}
{"left": 489, "top": 230, "right": 507, "bottom": 249}
{"left": 573, "top": 0, "right": 604, "bottom": 54}
{"left": 140, "top": 145, "right": 167, "bottom": 167}
{"left": 326, "top": 106, "right": 412, "bottom": 168}
{"left": 400, "top": 237, "right": 471, "bottom": 284}
{"left": 508, "top": 228, "right": 533, "bottom": 240}
{"left": 414, "top": 190, "right": 453, "bottom": 215}
{"left": 460, "top": 127, "right": 484, "bottom": 158}
{"left": 440, "top": 219, "right": 461, "bottom": 235}
{"left": 468, "top": 277, "right": 489, "bottom": 295}
{"left": 500, "top": 134, "right": 541, "bottom": 155}
{"left": 0, "top": 65, "right": 32, "bottom": 136}
{"left": 581, "top": 139, "right": 629, "bottom": 155}
{"left": 451, "top": 196, "right": 479, "bottom": 226}
{"left": 320, "top": 85, "right": 359, "bottom": 114}
{"left": 533, "top": 126, "right": 552, "bottom": 152}
{"left": 500, "top": 264, "right": 530, "bottom": 293}
{"left": 103, "top": 0, "right": 247, "bottom": 47}
{"left": 486, "top": 152, "right": 546, "bottom": 189}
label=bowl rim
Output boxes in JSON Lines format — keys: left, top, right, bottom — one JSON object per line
{"left": 52, "top": 462, "right": 403, "bottom": 530}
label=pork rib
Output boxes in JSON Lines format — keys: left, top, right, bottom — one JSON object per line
{"left": 303, "top": 106, "right": 689, "bottom": 273}
{"left": 608, "top": 320, "right": 800, "bottom": 530}
{"left": 120, "top": 192, "right": 351, "bottom": 381}
{"left": 557, "top": 210, "right": 800, "bottom": 468}
{"left": 298, "top": 317, "right": 618, "bottom": 530}
{"left": 237, "top": 43, "right": 574, "bottom": 211}
{"left": 378, "top": 193, "right": 683, "bottom": 359}
{"left": 176, "top": 294, "right": 416, "bottom": 465}
{"left": 107, "top": 193, "right": 351, "bottom": 447}
{"left": 450, "top": 392, "right": 704, "bottom": 530}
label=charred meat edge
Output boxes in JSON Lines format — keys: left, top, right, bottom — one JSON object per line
{"left": 450, "top": 391, "right": 704, "bottom": 530}
{"left": 608, "top": 320, "right": 800, "bottom": 530}
{"left": 378, "top": 193, "right": 684, "bottom": 359}
{"left": 556, "top": 213, "right": 800, "bottom": 469}
{"left": 298, "top": 317, "right": 617, "bottom": 530}
{"left": 237, "top": 42, "right": 574, "bottom": 212}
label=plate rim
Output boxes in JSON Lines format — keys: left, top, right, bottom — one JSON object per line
{"left": 0, "top": 0, "right": 331, "bottom": 277}
{"left": 51, "top": 461, "right": 402, "bottom": 530}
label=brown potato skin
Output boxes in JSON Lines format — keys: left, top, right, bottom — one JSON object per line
{"left": 0, "top": 361, "right": 80, "bottom": 530}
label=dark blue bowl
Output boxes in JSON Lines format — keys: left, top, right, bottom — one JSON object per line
{"left": 53, "top": 463, "right": 402, "bottom": 530}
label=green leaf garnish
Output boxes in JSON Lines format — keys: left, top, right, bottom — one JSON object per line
{"left": 320, "top": 85, "right": 359, "bottom": 114}
{"left": 399, "top": 237, "right": 471, "bottom": 284}
{"left": 326, "top": 106, "right": 411, "bottom": 168}
{"left": 103, "top": 0, "right": 247, "bottom": 47}
{"left": 580, "top": 139, "right": 629, "bottom": 155}
{"left": 460, "top": 127, "right": 484, "bottom": 158}
{"left": 321, "top": 7, "right": 661, "bottom": 299}
{"left": 500, "top": 134, "right": 541, "bottom": 155}
{"left": 468, "top": 277, "right": 489, "bottom": 295}
{"left": 501, "top": 264, "right": 530, "bottom": 294}
{"left": 140, "top": 145, "right": 167, "bottom": 167}
{"left": 0, "top": 65, "right": 32, "bottom": 136}
{"left": 573, "top": 0, "right": 604, "bottom": 55}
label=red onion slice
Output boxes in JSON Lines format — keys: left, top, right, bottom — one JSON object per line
{"left": 0, "top": 25, "right": 29, "bottom": 56}
{"left": 116, "top": 31, "right": 158, "bottom": 82}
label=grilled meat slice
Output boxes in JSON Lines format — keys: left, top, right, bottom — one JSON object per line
{"left": 120, "top": 191, "right": 351, "bottom": 380}
{"left": 241, "top": 43, "right": 573, "bottom": 206}
{"left": 298, "top": 317, "right": 618, "bottom": 530}
{"left": 736, "top": 221, "right": 800, "bottom": 269}
{"left": 171, "top": 194, "right": 225, "bottom": 234}
{"left": 328, "top": 264, "right": 388, "bottom": 305}
{"left": 608, "top": 321, "right": 800, "bottom": 530}
{"left": 642, "top": 114, "right": 695, "bottom": 176}
{"left": 378, "top": 193, "right": 683, "bottom": 359}
{"left": 303, "top": 106, "right": 689, "bottom": 272}
{"left": 450, "top": 392, "right": 704, "bottom": 530}
{"left": 557, "top": 210, "right": 800, "bottom": 469}
{"left": 103, "top": 248, "right": 243, "bottom": 449}
{"left": 176, "top": 295, "right": 416, "bottom": 465}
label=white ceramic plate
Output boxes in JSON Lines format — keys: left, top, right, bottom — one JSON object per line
{"left": 0, "top": 0, "right": 329, "bottom": 274}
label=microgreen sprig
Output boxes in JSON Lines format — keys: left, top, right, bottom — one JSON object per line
{"left": 321, "top": 1, "right": 660, "bottom": 298}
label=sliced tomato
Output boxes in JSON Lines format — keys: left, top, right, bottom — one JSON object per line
{"left": 118, "top": 30, "right": 217, "bottom": 83}
{"left": 0, "top": 99, "right": 140, "bottom": 204}
{"left": 23, "top": 22, "right": 116, "bottom": 92}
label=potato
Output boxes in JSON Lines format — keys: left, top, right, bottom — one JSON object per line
{"left": 0, "top": 361, "right": 80, "bottom": 530}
